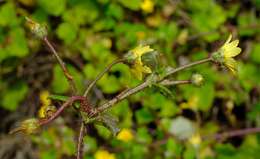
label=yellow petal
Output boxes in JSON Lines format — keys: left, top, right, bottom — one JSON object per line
{"left": 224, "top": 47, "right": 241, "bottom": 58}
{"left": 229, "top": 39, "right": 239, "bottom": 48}
{"left": 142, "top": 65, "right": 152, "bottom": 73}
{"left": 224, "top": 34, "right": 232, "bottom": 45}
{"left": 224, "top": 58, "right": 238, "bottom": 75}
{"left": 131, "top": 67, "right": 143, "bottom": 80}
{"left": 132, "top": 45, "right": 153, "bottom": 57}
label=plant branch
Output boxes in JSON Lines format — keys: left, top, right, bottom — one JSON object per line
{"left": 83, "top": 58, "right": 125, "bottom": 97}
{"left": 39, "top": 96, "right": 84, "bottom": 126}
{"left": 43, "top": 37, "right": 77, "bottom": 94}
{"left": 96, "top": 57, "right": 212, "bottom": 114}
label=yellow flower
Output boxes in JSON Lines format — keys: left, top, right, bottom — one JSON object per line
{"left": 94, "top": 150, "right": 116, "bottom": 159}
{"left": 216, "top": 34, "right": 242, "bottom": 75}
{"left": 189, "top": 133, "right": 201, "bottom": 148}
{"left": 40, "top": 90, "right": 51, "bottom": 107}
{"left": 117, "top": 128, "right": 134, "bottom": 142}
{"left": 38, "top": 105, "right": 57, "bottom": 119}
{"left": 129, "top": 45, "right": 154, "bottom": 80}
{"left": 141, "top": 0, "right": 154, "bottom": 13}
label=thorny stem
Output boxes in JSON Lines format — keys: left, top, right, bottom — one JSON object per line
{"left": 96, "top": 57, "right": 212, "bottom": 114}
{"left": 43, "top": 37, "right": 77, "bottom": 94}
{"left": 76, "top": 122, "right": 86, "bottom": 159}
{"left": 83, "top": 58, "right": 125, "bottom": 97}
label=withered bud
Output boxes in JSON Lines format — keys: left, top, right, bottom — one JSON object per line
{"left": 9, "top": 118, "right": 40, "bottom": 135}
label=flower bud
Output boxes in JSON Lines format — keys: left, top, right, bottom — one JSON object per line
{"left": 141, "top": 51, "right": 160, "bottom": 71}
{"left": 211, "top": 51, "right": 224, "bottom": 64}
{"left": 25, "top": 17, "right": 47, "bottom": 39}
{"left": 191, "top": 73, "right": 204, "bottom": 87}
{"left": 9, "top": 118, "right": 40, "bottom": 135}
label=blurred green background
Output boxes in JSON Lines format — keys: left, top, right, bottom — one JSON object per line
{"left": 0, "top": 0, "right": 260, "bottom": 158}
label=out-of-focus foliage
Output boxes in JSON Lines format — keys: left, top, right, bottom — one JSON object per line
{"left": 0, "top": 0, "right": 260, "bottom": 159}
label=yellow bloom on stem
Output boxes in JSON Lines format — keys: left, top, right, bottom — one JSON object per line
{"left": 129, "top": 45, "right": 153, "bottom": 80}
{"left": 214, "top": 34, "right": 242, "bottom": 75}
{"left": 94, "top": 150, "right": 116, "bottom": 159}
{"left": 117, "top": 128, "right": 134, "bottom": 142}
{"left": 141, "top": 0, "right": 154, "bottom": 13}
{"left": 40, "top": 90, "right": 51, "bottom": 107}
{"left": 189, "top": 133, "right": 201, "bottom": 148}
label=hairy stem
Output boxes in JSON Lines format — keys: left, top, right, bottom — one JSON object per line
{"left": 83, "top": 58, "right": 125, "bottom": 97}
{"left": 76, "top": 122, "right": 86, "bottom": 159}
{"left": 96, "top": 58, "right": 212, "bottom": 114}
{"left": 43, "top": 37, "right": 77, "bottom": 94}
{"left": 164, "top": 57, "right": 213, "bottom": 79}
{"left": 160, "top": 80, "right": 191, "bottom": 86}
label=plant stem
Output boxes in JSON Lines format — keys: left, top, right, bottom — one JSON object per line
{"left": 83, "top": 59, "right": 125, "bottom": 97}
{"left": 204, "top": 127, "right": 260, "bottom": 140}
{"left": 164, "top": 57, "right": 213, "bottom": 78}
{"left": 39, "top": 96, "right": 84, "bottom": 126}
{"left": 43, "top": 37, "right": 77, "bottom": 94}
{"left": 76, "top": 122, "right": 86, "bottom": 159}
{"left": 160, "top": 80, "right": 191, "bottom": 86}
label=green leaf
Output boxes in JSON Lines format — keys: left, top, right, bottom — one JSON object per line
{"left": 135, "top": 108, "right": 154, "bottom": 125}
{"left": 106, "top": 3, "right": 124, "bottom": 20}
{"left": 62, "top": 1, "right": 99, "bottom": 25}
{"left": 51, "top": 65, "right": 70, "bottom": 93}
{"left": 6, "top": 27, "right": 29, "bottom": 58}
{"left": 1, "top": 81, "right": 28, "bottom": 111}
{"left": 38, "top": 0, "right": 66, "bottom": 16}
{"left": 118, "top": 0, "right": 142, "bottom": 10}
{"left": 136, "top": 127, "right": 152, "bottom": 144}
{"left": 166, "top": 138, "right": 183, "bottom": 158}
{"left": 250, "top": 44, "right": 260, "bottom": 64}
{"left": 0, "top": 3, "right": 18, "bottom": 27}
{"left": 56, "top": 22, "right": 78, "bottom": 44}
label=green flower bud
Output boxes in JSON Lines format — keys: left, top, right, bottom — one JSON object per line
{"left": 191, "top": 73, "right": 204, "bottom": 87}
{"left": 9, "top": 118, "right": 40, "bottom": 135}
{"left": 25, "top": 17, "right": 47, "bottom": 39}
{"left": 141, "top": 51, "right": 160, "bottom": 72}
{"left": 211, "top": 51, "right": 224, "bottom": 64}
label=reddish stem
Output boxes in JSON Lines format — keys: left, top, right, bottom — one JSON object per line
{"left": 39, "top": 96, "right": 85, "bottom": 126}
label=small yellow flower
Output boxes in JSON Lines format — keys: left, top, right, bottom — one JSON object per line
{"left": 189, "top": 133, "right": 201, "bottom": 148}
{"left": 214, "top": 34, "right": 242, "bottom": 75}
{"left": 117, "top": 128, "right": 134, "bottom": 142}
{"left": 40, "top": 90, "right": 51, "bottom": 107}
{"left": 129, "top": 45, "right": 154, "bottom": 80}
{"left": 94, "top": 150, "right": 116, "bottom": 159}
{"left": 141, "top": 0, "right": 154, "bottom": 13}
